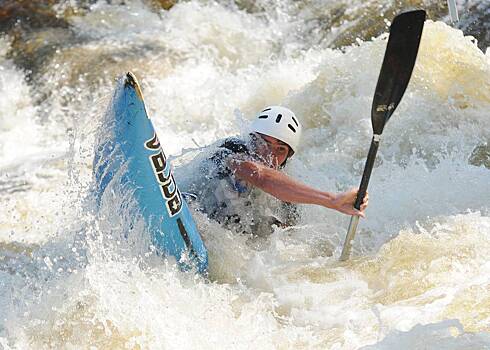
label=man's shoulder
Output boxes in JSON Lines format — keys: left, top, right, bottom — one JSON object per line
{"left": 219, "top": 136, "right": 250, "bottom": 155}
{"left": 206, "top": 136, "right": 251, "bottom": 178}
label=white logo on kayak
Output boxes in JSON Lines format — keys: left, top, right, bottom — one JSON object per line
{"left": 145, "top": 133, "right": 183, "bottom": 217}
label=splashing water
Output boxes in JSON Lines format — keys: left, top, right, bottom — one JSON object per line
{"left": 0, "top": 0, "right": 489, "bottom": 348}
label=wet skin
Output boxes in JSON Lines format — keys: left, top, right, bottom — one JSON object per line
{"left": 229, "top": 133, "right": 369, "bottom": 217}
{"left": 255, "top": 133, "right": 290, "bottom": 168}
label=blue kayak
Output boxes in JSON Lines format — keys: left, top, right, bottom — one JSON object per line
{"left": 93, "top": 72, "right": 208, "bottom": 274}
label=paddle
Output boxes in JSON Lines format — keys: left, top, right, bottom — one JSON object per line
{"left": 339, "top": 10, "right": 426, "bottom": 261}
{"left": 447, "top": 0, "right": 459, "bottom": 22}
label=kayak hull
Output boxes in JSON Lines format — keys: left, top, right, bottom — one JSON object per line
{"left": 93, "top": 72, "right": 208, "bottom": 274}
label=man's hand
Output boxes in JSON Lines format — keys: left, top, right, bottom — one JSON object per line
{"left": 332, "top": 188, "right": 369, "bottom": 217}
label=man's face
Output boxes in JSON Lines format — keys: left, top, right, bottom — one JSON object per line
{"left": 256, "top": 133, "right": 291, "bottom": 168}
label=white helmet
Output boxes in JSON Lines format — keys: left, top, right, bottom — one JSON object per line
{"left": 250, "top": 106, "right": 302, "bottom": 154}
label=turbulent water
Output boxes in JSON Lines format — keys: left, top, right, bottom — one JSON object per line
{"left": 1, "top": 0, "right": 489, "bottom": 349}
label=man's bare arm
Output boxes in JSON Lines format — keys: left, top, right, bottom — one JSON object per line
{"left": 230, "top": 160, "right": 368, "bottom": 217}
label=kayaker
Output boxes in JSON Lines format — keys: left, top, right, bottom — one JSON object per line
{"left": 188, "top": 106, "right": 368, "bottom": 235}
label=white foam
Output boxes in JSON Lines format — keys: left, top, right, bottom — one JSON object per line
{"left": 1, "top": 2, "right": 490, "bottom": 349}
{"left": 0, "top": 37, "right": 40, "bottom": 167}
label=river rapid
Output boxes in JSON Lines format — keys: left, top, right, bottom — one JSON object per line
{"left": 0, "top": 0, "right": 489, "bottom": 349}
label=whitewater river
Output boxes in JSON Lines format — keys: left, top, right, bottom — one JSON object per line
{"left": 0, "top": 0, "right": 489, "bottom": 348}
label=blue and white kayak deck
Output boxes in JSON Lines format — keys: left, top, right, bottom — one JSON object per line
{"left": 93, "top": 72, "right": 208, "bottom": 274}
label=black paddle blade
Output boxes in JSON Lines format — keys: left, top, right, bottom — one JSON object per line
{"left": 372, "top": 10, "right": 426, "bottom": 135}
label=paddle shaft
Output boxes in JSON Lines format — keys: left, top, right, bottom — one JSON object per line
{"left": 447, "top": 0, "right": 459, "bottom": 22}
{"left": 354, "top": 136, "right": 380, "bottom": 210}
{"left": 339, "top": 136, "right": 379, "bottom": 261}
